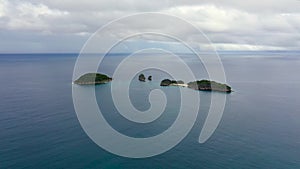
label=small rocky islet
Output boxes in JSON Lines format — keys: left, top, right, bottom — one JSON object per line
{"left": 74, "top": 73, "right": 232, "bottom": 93}
{"left": 138, "top": 74, "right": 146, "bottom": 82}
{"left": 138, "top": 74, "right": 153, "bottom": 82}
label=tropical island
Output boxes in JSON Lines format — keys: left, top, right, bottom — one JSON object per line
{"left": 160, "top": 79, "right": 231, "bottom": 93}
{"left": 73, "top": 73, "right": 112, "bottom": 85}
{"left": 160, "top": 79, "right": 187, "bottom": 87}
{"left": 187, "top": 80, "right": 231, "bottom": 93}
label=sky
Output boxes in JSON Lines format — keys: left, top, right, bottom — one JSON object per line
{"left": 0, "top": 0, "right": 299, "bottom": 53}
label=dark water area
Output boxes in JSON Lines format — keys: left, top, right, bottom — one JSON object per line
{"left": 1, "top": 52, "right": 300, "bottom": 168}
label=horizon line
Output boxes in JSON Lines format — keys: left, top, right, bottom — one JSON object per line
{"left": 0, "top": 50, "right": 299, "bottom": 55}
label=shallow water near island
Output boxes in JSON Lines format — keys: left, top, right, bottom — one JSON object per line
{"left": 1, "top": 52, "right": 300, "bottom": 168}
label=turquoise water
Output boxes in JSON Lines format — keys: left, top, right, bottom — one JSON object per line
{"left": 1, "top": 53, "right": 300, "bottom": 168}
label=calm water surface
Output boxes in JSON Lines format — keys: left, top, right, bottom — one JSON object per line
{"left": 1, "top": 52, "right": 300, "bottom": 168}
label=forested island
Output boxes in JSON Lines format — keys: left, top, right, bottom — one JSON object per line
{"left": 160, "top": 79, "right": 231, "bottom": 93}
{"left": 74, "top": 73, "right": 112, "bottom": 85}
{"left": 160, "top": 79, "right": 186, "bottom": 87}
{"left": 187, "top": 80, "right": 231, "bottom": 93}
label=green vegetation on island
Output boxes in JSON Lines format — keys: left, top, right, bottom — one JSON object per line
{"left": 74, "top": 73, "right": 112, "bottom": 85}
{"left": 160, "top": 79, "right": 185, "bottom": 86}
{"left": 160, "top": 79, "right": 231, "bottom": 93}
{"left": 187, "top": 80, "right": 231, "bottom": 93}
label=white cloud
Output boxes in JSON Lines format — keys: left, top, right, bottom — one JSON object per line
{"left": 0, "top": 0, "right": 299, "bottom": 52}
{"left": 164, "top": 5, "right": 260, "bottom": 33}
{"left": 210, "top": 43, "right": 286, "bottom": 51}
{"left": 0, "top": 0, "right": 6, "bottom": 17}
{"left": 162, "top": 5, "right": 300, "bottom": 50}
{"left": 0, "top": 0, "right": 69, "bottom": 31}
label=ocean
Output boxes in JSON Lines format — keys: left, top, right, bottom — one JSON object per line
{"left": 1, "top": 52, "right": 300, "bottom": 168}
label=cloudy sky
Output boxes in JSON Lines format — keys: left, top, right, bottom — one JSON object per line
{"left": 0, "top": 0, "right": 299, "bottom": 53}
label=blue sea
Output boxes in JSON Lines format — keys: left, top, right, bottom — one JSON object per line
{"left": 1, "top": 52, "right": 300, "bottom": 168}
